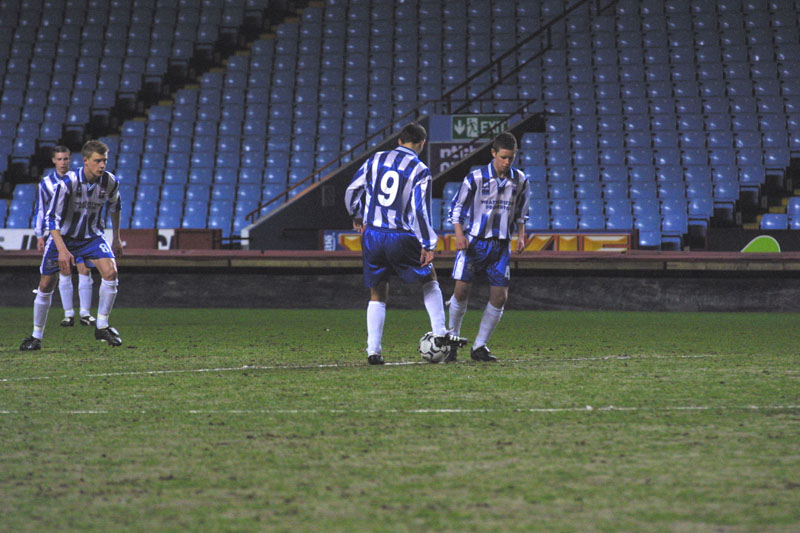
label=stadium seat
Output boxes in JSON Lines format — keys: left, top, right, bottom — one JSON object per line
{"left": 787, "top": 197, "right": 800, "bottom": 218}
{"left": 552, "top": 213, "right": 579, "bottom": 230}
{"left": 760, "top": 213, "right": 789, "bottom": 230}
{"left": 576, "top": 182, "right": 602, "bottom": 199}
{"left": 579, "top": 215, "right": 606, "bottom": 231}
{"left": 606, "top": 213, "right": 633, "bottom": 230}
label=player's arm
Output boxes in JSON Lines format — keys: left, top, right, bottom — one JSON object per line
{"left": 34, "top": 181, "right": 48, "bottom": 251}
{"left": 449, "top": 176, "right": 475, "bottom": 251}
{"left": 107, "top": 180, "right": 124, "bottom": 256}
{"left": 344, "top": 162, "right": 369, "bottom": 229}
{"left": 46, "top": 181, "right": 74, "bottom": 272}
{"left": 110, "top": 209, "right": 123, "bottom": 257}
{"left": 411, "top": 166, "right": 439, "bottom": 257}
{"left": 514, "top": 175, "right": 531, "bottom": 253}
{"left": 515, "top": 222, "right": 527, "bottom": 253}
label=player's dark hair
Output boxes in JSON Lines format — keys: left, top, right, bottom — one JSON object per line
{"left": 52, "top": 145, "right": 70, "bottom": 157}
{"left": 492, "top": 132, "right": 518, "bottom": 152}
{"left": 81, "top": 140, "right": 108, "bottom": 159}
{"left": 399, "top": 122, "right": 427, "bottom": 144}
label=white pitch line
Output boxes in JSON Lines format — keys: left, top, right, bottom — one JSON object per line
{"left": 0, "top": 405, "right": 798, "bottom": 416}
{"left": 0, "top": 353, "right": 716, "bottom": 384}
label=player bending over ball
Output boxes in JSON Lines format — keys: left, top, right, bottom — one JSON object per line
{"left": 446, "top": 132, "right": 530, "bottom": 362}
{"left": 345, "top": 122, "right": 467, "bottom": 365}
{"left": 20, "top": 140, "right": 124, "bottom": 350}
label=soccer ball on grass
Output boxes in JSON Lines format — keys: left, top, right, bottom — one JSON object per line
{"left": 419, "top": 331, "right": 450, "bottom": 364}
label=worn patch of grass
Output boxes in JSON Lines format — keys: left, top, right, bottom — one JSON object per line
{"left": 1, "top": 308, "right": 799, "bottom": 531}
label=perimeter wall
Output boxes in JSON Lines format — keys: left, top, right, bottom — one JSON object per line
{"left": 2, "top": 250, "right": 799, "bottom": 312}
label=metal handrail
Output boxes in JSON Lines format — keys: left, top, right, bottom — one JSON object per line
{"left": 245, "top": 0, "right": 615, "bottom": 224}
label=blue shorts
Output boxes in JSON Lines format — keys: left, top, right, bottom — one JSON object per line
{"left": 452, "top": 237, "right": 511, "bottom": 287}
{"left": 43, "top": 236, "right": 94, "bottom": 268}
{"left": 361, "top": 226, "right": 433, "bottom": 287}
{"left": 40, "top": 235, "right": 115, "bottom": 275}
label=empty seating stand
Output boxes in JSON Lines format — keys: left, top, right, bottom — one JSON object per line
{"left": 2, "top": 0, "right": 797, "bottom": 249}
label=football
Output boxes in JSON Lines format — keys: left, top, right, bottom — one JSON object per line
{"left": 419, "top": 331, "right": 450, "bottom": 364}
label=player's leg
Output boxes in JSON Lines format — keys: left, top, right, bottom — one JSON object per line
{"left": 470, "top": 242, "right": 511, "bottom": 362}
{"left": 21, "top": 274, "right": 58, "bottom": 350}
{"left": 388, "top": 234, "right": 467, "bottom": 352}
{"left": 448, "top": 244, "right": 477, "bottom": 338}
{"left": 448, "top": 279, "right": 472, "bottom": 336}
{"left": 362, "top": 228, "right": 389, "bottom": 364}
{"left": 91, "top": 256, "right": 121, "bottom": 346}
{"left": 22, "top": 239, "right": 62, "bottom": 350}
{"left": 76, "top": 261, "right": 96, "bottom": 326}
{"left": 366, "top": 282, "right": 388, "bottom": 364}
{"left": 58, "top": 271, "right": 75, "bottom": 326}
{"left": 420, "top": 268, "right": 448, "bottom": 336}
{"left": 470, "top": 285, "right": 507, "bottom": 362}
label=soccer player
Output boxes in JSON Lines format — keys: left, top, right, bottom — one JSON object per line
{"left": 20, "top": 140, "right": 124, "bottom": 350}
{"left": 446, "top": 132, "right": 530, "bottom": 362}
{"left": 34, "top": 145, "right": 97, "bottom": 327}
{"left": 345, "top": 122, "right": 466, "bottom": 365}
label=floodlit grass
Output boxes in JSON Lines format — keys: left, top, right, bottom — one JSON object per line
{"left": 1, "top": 308, "right": 799, "bottom": 531}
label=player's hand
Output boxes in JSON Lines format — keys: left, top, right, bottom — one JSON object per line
{"left": 455, "top": 233, "right": 469, "bottom": 251}
{"left": 36, "top": 238, "right": 45, "bottom": 252}
{"left": 58, "top": 250, "right": 75, "bottom": 275}
{"left": 420, "top": 248, "right": 434, "bottom": 268}
{"left": 352, "top": 218, "right": 364, "bottom": 234}
{"left": 516, "top": 233, "right": 527, "bottom": 253}
{"left": 112, "top": 238, "right": 124, "bottom": 257}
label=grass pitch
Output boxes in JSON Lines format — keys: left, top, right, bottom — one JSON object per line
{"left": 1, "top": 308, "right": 799, "bottom": 531}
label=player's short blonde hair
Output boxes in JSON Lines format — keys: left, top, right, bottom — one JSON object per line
{"left": 81, "top": 140, "right": 108, "bottom": 159}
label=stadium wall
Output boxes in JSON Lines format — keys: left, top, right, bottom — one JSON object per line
{"left": 2, "top": 250, "right": 800, "bottom": 312}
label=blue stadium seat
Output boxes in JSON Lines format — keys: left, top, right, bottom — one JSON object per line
{"left": 733, "top": 162, "right": 763, "bottom": 186}
{"left": 579, "top": 215, "right": 606, "bottom": 231}
{"left": 606, "top": 213, "right": 633, "bottom": 230}
{"left": 576, "top": 181, "right": 602, "bottom": 199}
{"left": 760, "top": 213, "right": 789, "bottom": 230}
{"left": 552, "top": 213, "right": 579, "bottom": 230}
{"left": 161, "top": 184, "right": 185, "bottom": 202}
{"left": 661, "top": 198, "right": 687, "bottom": 216}
{"left": 182, "top": 201, "right": 208, "bottom": 229}
{"left": 141, "top": 153, "right": 166, "bottom": 170}
{"left": 578, "top": 198, "right": 605, "bottom": 216}
{"left": 787, "top": 197, "right": 800, "bottom": 218}
{"left": 139, "top": 169, "right": 163, "bottom": 185}
{"left": 764, "top": 147, "right": 791, "bottom": 168}
{"left": 632, "top": 197, "right": 660, "bottom": 218}
{"left": 548, "top": 182, "right": 574, "bottom": 200}
{"left": 630, "top": 181, "right": 657, "bottom": 199}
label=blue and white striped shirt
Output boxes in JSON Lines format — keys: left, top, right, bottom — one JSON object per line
{"left": 345, "top": 145, "right": 438, "bottom": 250}
{"left": 46, "top": 167, "right": 121, "bottom": 239}
{"left": 449, "top": 163, "right": 530, "bottom": 240}
{"left": 34, "top": 169, "right": 67, "bottom": 239}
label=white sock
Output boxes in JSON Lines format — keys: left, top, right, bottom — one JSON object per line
{"left": 78, "top": 273, "right": 93, "bottom": 316}
{"left": 422, "top": 280, "right": 447, "bottom": 336}
{"left": 58, "top": 274, "right": 74, "bottom": 317}
{"left": 97, "top": 278, "right": 118, "bottom": 329}
{"left": 448, "top": 295, "right": 468, "bottom": 336}
{"left": 366, "top": 301, "right": 386, "bottom": 355}
{"left": 33, "top": 289, "right": 53, "bottom": 339}
{"left": 474, "top": 303, "right": 504, "bottom": 349}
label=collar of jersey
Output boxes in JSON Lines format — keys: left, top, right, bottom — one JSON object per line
{"left": 487, "top": 163, "right": 515, "bottom": 185}
{"left": 78, "top": 167, "right": 102, "bottom": 186}
{"left": 396, "top": 146, "right": 417, "bottom": 157}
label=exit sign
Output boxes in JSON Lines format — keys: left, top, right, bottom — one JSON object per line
{"left": 451, "top": 114, "right": 509, "bottom": 140}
